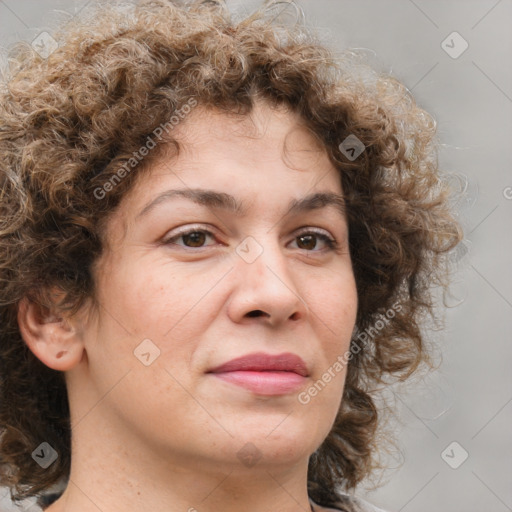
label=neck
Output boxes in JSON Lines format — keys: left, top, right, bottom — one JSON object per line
{"left": 47, "top": 413, "right": 316, "bottom": 512}
{"left": 47, "top": 465, "right": 315, "bottom": 512}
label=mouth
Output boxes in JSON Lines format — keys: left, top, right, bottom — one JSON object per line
{"left": 206, "top": 352, "right": 309, "bottom": 396}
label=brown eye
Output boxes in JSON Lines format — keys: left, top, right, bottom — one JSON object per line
{"left": 181, "top": 231, "right": 208, "bottom": 247}
{"left": 296, "top": 234, "right": 317, "bottom": 251}
{"left": 164, "top": 229, "right": 216, "bottom": 248}
{"left": 292, "top": 231, "right": 338, "bottom": 252}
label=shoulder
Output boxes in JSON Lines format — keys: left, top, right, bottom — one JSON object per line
{"left": 312, "top": 493, "right": 393, "bottom": 512}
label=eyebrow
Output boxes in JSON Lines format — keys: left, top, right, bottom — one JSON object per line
{"left": 135, "top": 188, "right": 347, "bottom": 222}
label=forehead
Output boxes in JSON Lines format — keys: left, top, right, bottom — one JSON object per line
{"left": 103, "top": 100, "right": 341, "bottom": 244}
{"left": 172, "top": 101, "right": 329, "bottom": 167}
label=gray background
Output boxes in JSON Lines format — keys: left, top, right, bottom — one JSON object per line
{"left": 0, "top": 1, "right": 511, "bottom": 511}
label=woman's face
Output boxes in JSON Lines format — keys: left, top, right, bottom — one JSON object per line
{"left": 72, "top": 101, "right": 358, "bottom": 474}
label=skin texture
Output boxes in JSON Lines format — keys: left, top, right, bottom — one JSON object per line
{"left": 18, "top": 101, "right": 358, "bottom": 512}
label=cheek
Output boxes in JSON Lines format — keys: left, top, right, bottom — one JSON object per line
{"left": 109, "top": 262, "right": 225, "bottom": 375}
{"left": 305, "top": 273, "right": 357, "bottom": 412}
{"left": 131, "top": 269, "right": 218, "bottom": 337}
{"left": 102, "top": 258, "right": 197, "bottom": 331}
{"left": 308, "top": 273, "right": 358, "bottom": 339}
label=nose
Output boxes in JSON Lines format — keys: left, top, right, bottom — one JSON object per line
{"left": 226, "top": 236, "right": 309, "bottom": 327}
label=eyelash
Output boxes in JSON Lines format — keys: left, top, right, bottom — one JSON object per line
{"left": 162, "top": 226, "right": 339, "bottom": 253}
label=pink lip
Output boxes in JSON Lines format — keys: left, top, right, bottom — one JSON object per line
{"left": 207, "top": 352, "right": 309, "bottom": 396}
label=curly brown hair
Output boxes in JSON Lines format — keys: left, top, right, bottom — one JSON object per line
{"left": 0, "top": 0, "right": 462, "bottom": 508}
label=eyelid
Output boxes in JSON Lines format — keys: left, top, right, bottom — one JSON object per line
{"left": 294, "top": 226, "right": 333, "bottom": 238}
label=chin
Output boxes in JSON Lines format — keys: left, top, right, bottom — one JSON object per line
{"left": 228, "top": 424, "right": 317, "bottom": 464}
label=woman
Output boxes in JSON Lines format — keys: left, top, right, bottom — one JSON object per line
{"left": 0, "top": 1, "right": 461, "bottom": 511}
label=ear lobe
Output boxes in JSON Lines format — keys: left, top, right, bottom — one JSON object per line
{"left": 17, "top": 296, "right": 84, "bottom": 372}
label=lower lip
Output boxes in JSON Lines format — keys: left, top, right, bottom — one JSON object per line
{"left": 210, "top": 371, "right": 306, "bottom": 395}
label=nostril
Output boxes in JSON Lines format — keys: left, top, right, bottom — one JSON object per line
{"left": 247, "top": 310, "right": 264, "bottom": 317}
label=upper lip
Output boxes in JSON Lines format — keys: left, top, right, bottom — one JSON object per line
{"left": 207, "top": 352, "right": 309, "bottom": 377}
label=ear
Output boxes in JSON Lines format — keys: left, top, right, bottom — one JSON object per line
{"left": 17, "top": 293, "right": 85, "bottom": 372}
